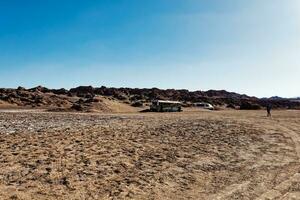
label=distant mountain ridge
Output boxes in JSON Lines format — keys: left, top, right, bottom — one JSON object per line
{"left": 0, "top": 86, "right": 300, "bottom": 110}
{"left": 267, "top": 96, "right": 300, "bottom": 99}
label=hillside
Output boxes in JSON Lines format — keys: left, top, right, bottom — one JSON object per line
{"left": 0, "top": 86, "right": 299, "bottom": 111}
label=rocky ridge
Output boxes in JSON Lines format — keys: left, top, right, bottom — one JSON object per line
{"left": 0, "top": 86, "right": 299, "bottom": 111}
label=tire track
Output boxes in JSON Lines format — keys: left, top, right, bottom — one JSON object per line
{"left": 255, "top": 123, "right": 300, "bottom": 200}
{"left": 208, "top": 121, "right": 300, "bottom": 200}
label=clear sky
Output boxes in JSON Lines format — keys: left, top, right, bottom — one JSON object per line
{"left": 0, "top": 0, "right": 299, "bottom": 97}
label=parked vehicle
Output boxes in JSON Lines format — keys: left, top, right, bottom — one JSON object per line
{"left": 194, "top": 102, "right": 214, "bottom": 110}
{"left": 150, "top": 100, "right": 182, "bottom": 112}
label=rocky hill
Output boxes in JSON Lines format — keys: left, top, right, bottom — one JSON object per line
{"left": 0, "top": 86, "right": 299, "bottom": 111}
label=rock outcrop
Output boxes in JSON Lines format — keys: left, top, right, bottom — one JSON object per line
{"left": 0, "top": 86, "right": 299, "bottom": 111}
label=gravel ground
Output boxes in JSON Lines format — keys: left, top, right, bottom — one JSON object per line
{"left": 0, "top": 110, "right": 300, "bottom": 200}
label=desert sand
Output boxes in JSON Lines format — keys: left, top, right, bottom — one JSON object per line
{"left": 0, "top": 109, "right": 300, "bottom": 199}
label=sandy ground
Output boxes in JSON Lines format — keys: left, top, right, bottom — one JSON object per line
{"left": 0, "top": 110, "right": 300, "bottom": 200}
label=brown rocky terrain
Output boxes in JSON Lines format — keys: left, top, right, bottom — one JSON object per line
{"left": 1, "top": 86, "right": 299, "bottom": 111}
{"left": 0, "top": 86, "right": 140, "bottom": 113}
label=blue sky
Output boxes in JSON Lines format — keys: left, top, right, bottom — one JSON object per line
{"left": 0, "top": 0, "right": 299, "bottom": 97}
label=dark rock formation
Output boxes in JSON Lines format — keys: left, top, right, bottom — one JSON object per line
{"left": 131, "top": 101, "right": 143, "bottom": 107}
{"left": 240, "top": 101, "right": 261, "bottom": 110}
{"left": 0, "top": 85, "right": 299, "bottom": 110}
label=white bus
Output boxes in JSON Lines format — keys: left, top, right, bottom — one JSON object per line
{"left": 150, "top": 100, "right": 182, "bottom": 112}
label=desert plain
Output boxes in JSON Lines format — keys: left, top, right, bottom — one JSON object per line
{"left": 0, "top": 109, "right": 300, "bottom": 200}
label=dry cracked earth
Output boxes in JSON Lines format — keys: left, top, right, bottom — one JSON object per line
{"left": 0, "top": 110, "right": 300, "bottom": 200}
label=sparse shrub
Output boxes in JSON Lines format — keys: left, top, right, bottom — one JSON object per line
{"left": 71, "top": 103, "right": 84, "bottom": 111}
{"left": 131, "top": 101, "right": 143, "bottom": 107}
{"left": 113, "top": 92, "right": 128, "bottom": 100}
{"left": 226, "top": 104, "right": 236, "bottom": 109}
{"left": 240, "top": 102, "right": 261, "bottom": 110}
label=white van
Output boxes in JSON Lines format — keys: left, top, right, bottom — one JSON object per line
{"left": 194, "top": 102, "right": 214, "bottom": 110}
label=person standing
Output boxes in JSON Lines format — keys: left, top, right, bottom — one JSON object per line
{"left": 267, "top": 104, "right": 272, "bottom": 117}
